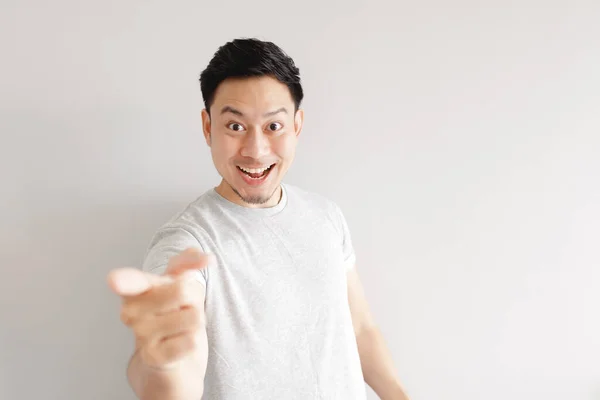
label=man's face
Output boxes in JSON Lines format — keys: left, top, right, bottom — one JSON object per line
{"left": 201, "top": 75, "right": 304, "bottom": 208}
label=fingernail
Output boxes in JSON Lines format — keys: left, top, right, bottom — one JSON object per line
{"left": 203, "top": 254, "right": 215, "bottom": 268}
{"left": 183, "top": 270, "right": 199, "bottom": 280}
{"left": 182, "top": 248, "right": 202, "bottom": 260}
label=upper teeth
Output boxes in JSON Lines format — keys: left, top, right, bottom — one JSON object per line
{"left": 239, "top": 165, "right": 271, "bottom": 173}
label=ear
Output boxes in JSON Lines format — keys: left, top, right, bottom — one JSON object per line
{"left": 201, "top": 109, "right": 212, "bottom": 146}
{"left": 294, "top": 109, "right": 304, "bottom": 138}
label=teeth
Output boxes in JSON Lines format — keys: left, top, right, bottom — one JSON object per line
{"left": 239, "top": 165, "right": 272, "bottom": 174}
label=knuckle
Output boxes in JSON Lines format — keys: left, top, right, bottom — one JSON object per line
{"left": 157, "top": 332, "right": 199, "bottom": 365}
{"left": 141, "top": 345, "right": 162, "bottom": 367}
{"left": 171, "top": 313, "right": 190, "bottom": 333}
{"left": 184, "top": 280, "right": 205, "bottom": 306}
{"left": 172, "top": 281, "right": 188, "bottom": 302}
{"left": 175, "top": 280, "right": 196, "bottom": 305}
{"left": 134, "top": 333, "right": 151, "bottom": 349}
{"left": 186, "top": 307, "right": 202, "bottom": 330}
{"left": 120, "top": 308, "right": 133, "bottom": 325}
{"left": 177, "top": 332, "right": 197, "bottom": 353}
{"left": 131, "top": 317, "right": 150, "bottom": 338}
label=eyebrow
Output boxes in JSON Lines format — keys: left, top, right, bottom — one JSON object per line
{"left": 263, "top": 107, "right": 288, "bottom": 117}
{"left": 220, "top": 106, "right": 288, "bottom": 118}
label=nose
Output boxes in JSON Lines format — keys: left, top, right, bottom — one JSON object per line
{"left": 240, "top": 127, "right": 270, "bottom": 160}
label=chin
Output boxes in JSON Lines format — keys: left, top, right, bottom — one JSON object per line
{"left": 240, "top": 194, "right": 272, "bottom": 205}
{"left": 234, "top": 183, "right": 280, "bottom": 206}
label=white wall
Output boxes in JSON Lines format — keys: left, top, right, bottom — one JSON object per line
{"left": 1, "top": 1, "right": 599, "bottom": 399}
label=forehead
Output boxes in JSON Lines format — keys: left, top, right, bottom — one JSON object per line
{"left": 211, "top": 75, "right": 294, "bottom": 116}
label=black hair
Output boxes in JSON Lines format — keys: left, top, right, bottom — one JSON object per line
{"left": 199, "top": 38, "right": 304, "bottom": 114}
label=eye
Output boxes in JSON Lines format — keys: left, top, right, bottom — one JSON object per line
{"left": 267, "top": 122, "right": 283, "bottom": 131}
{"left": 227, "top": 123, "right": 245, "bottom": 132}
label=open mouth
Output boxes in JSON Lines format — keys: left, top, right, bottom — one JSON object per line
{"left": 237, "top": 163, "right": 276, "bottom": 180}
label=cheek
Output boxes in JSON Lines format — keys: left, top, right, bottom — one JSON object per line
{"left": 274, "top": 135, "right": 298, "bottom": 159}
{"left": 212, "top": 136, "right": 239, "bottom": 163}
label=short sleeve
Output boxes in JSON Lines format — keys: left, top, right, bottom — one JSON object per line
{"left": 142, "top": 226, "right": 207, "bottom": 285}
{"left": 332, "top": 203, "right": 357, "bottom": 271}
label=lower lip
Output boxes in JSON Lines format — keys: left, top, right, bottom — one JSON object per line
{"left": 237, "top": 165, "right": 275, "bottom": 186}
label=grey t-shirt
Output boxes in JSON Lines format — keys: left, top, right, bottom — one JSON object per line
{"left": 142, "top": 183, "right": 366, "bottom": 399}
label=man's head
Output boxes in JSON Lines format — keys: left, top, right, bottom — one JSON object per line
{"left": 199, "top": 38, "right": 304, "bottom": 208}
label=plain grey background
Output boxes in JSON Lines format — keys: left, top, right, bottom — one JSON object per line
{"left": 1, "top": 0, "right": 599, "bottom": 399}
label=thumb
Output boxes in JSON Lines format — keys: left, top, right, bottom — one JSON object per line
{"left": 165, "top": 248, "right": 215, "bottom": 277}
{"left": 107, "top": 267, "right": 167, "bottom": 297}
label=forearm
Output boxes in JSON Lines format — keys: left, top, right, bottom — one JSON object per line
{"left": 127, "top": 333, "right": 207, "bottom": 400}
{"left": 356, "top": 327, "right": 410, "bottom": 400}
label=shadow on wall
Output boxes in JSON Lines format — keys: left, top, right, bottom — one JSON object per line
{"left": 2, "top": 200, "right": 189, "bottom": 400}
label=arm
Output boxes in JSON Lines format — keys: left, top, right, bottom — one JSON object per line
{"left": 127, "top": 328, "right": 208, "bottom": 400}
{"left": 111, "top": 245, "right": 211, "bottom": 400}
{"left": 347, "top": 267, "right": 411, "bottom": 400}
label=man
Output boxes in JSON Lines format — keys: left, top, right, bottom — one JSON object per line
{"left": 107, "top": 38, "right": 410, "bottom": 400}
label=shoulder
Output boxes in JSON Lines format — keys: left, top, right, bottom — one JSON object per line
{"left": 149, "top": 190, "right": 216, "bottom": 246}
{"left": 284, "top": 183, "right": 341, "bottom": 214}
{"left": 283, "top": 183, "right": 347, "bottom": 233}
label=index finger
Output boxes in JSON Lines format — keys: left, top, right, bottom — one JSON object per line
{"left": 165, "top": 248, "right": 215, "bottom": 277}
{"left": 107, "top": 267, "right": 169, "bottom": 297}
